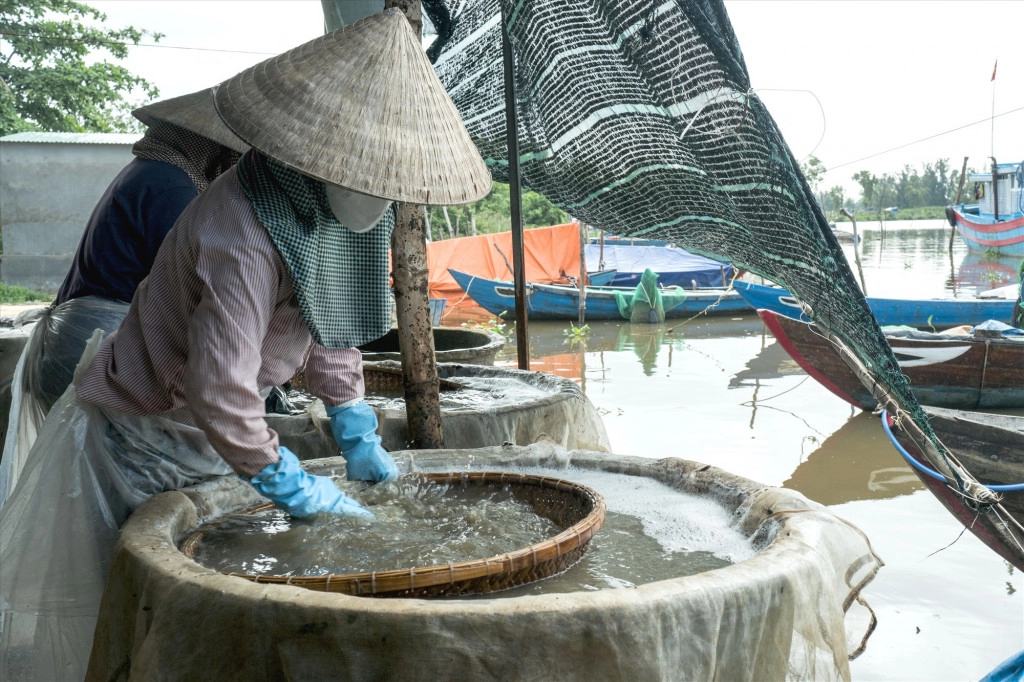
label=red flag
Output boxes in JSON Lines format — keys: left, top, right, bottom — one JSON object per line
{"left": 991, "top": 59, "right": 998, "bottom": 82}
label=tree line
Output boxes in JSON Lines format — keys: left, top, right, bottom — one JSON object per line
{"left": 801, "top": 155, "right": 981, "bottom": 219}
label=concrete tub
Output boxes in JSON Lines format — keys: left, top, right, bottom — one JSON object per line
{"left": 357, "top": 327, "right": 506, "bottom": 366}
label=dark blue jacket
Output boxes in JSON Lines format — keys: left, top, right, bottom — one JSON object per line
{"left": 56, "top": 158, "right": 198, "bottom": 305}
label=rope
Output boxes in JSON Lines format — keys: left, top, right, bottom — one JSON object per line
{"left": 880, "top": 410, "right": 1024, "bottom": 492}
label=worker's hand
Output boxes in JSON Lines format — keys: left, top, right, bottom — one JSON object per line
{"left": 326, "top": 400, "right": 399, "bottom": 483}
{"left": 249, "top": 446, "right": 372, "bottom": 518}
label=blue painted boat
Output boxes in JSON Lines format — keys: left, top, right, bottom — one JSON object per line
{"left": 946, "top": 160, "right": 1024, "bottom": 256}
{"left": 450, "top": 269, "right": 752, "bottom": 321}
{"left": 734, "top": 280, "right": 1016, "bottom": 329}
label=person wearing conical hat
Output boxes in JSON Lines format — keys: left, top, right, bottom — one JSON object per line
{"left": 56, "top": 87, "right": 249, "bottom": 309}
{"left": 0, "top": 87, "right": 248, "bottom": 512}
{"left": 0, "top": 12, "right": 489, "bottom": 679}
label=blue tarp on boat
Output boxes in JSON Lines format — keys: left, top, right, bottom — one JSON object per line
{"left": 584, "top": 244, "right": 733, "bottom": 288}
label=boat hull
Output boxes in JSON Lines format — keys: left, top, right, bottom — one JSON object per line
{"left": 952, "top": 206, "right": 1024, "bottom": 256}
{"left": 450, "top": 269, "right": 752, "bottom": 321}
{"left": 883, "top": 407, "right": 1024, "bottom": 571}
{"left": 735, "top": 280, "right": 1015, "bottom": 329}
{"left": 759, "top": 309, "right": 1024, "bottom": 410}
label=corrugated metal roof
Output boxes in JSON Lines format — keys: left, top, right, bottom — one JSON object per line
{"left": 0, "top": 132, "right": 140, "bottom": 144}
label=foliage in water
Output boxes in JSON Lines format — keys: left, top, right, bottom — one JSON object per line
{"left": 563, "top": 322, "right": 590, "bottom": 343}
{"left": 462, "top": 313, "right": 511, "bottom": 336}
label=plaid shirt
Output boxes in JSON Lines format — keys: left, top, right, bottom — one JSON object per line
{"left": 76, "top": 167, "right": 365, "bottom": 477}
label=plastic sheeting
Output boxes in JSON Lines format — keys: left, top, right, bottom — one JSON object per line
{"left": 0, "top": 297, "right": 129, "bottom": 509}
{"left": 584, "top": 244, "right": 734, "bottom": 288}
{"left": 0, "top": 332, "right": 232, "bottom": 682}
{"left": 88, "top": 443, "right": 882, "bottom": 682}
{"left": 425, "top": 222, "right": 582, "bottom": 312}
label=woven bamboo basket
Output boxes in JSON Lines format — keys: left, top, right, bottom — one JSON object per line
{"left": 290, "top": 365, "right": 464, "bottom": 393}
{"left": 180, "top": 472, "right": 606, "bottom": 598}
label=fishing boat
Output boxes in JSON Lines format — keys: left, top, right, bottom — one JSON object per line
{"left": 946, "top": 160, "right": 1024, "bottom": 256}
{"left": 583, "top": 243, "right": 734, "bottom": 288}
{"left": 758, "top": 309, "right": 1024, "bottom": 409}
{"left": 881, "top": 406, "right": 1024, "bottom": 571}
{"left": 734, "top": 280, "right": 1017, "bottom": 329}
{"left": 449, "top": 269, "right": 752, "bottom": 321}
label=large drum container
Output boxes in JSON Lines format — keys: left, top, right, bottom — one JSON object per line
{"left": 90, "top": 443, "right": 881, "bottom": 682}
{"left": 267, "top": 362, "right": 611, "bottom": 456}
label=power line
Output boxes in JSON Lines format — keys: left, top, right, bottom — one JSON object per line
{"left": 826, "top": 106, "right": 1024, "bottom": 172}
{"left": 0, "top": 31, "right": 277, "bottom": 56}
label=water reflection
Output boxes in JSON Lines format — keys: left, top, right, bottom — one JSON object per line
{"left": 728, "top": 336, "right": 803, "bottom": 388}
{"left": 842, "top": 219, "right": 1023, "bottom": 299}
{"left": 783, "top": 412, "right": 923, "bottom": 505}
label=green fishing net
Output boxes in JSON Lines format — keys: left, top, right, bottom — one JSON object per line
{"left": 423, "top": 0, "right": 938, "bottom": 448}
{"left": 613, "top": 267, "right": 686, "bottom": 323}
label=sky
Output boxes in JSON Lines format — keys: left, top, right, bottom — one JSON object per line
{"left": 89, "top": 1, "right": 1024, "bottom": 200}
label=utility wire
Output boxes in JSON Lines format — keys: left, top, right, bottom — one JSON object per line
{"left": 0, "top": 30, "right": 277, "bottom": 56}
{"left": 826, "top": 106, "right": 1024, "bottom": 172}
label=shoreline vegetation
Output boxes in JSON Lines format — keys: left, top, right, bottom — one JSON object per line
{"left": 833, "top": 206, "right": 950, "bottom": 222}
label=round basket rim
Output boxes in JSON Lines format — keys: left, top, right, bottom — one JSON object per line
{"left": 180, "top": 471, "right": 606, "bottom": 597}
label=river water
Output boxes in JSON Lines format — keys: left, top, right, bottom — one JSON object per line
{"left": 446, "top": 219, "right": 1023, "bottom": 681}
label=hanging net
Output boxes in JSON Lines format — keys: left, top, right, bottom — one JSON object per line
{"left": 422, "top": 0, "right": 1021, "bottom": 549}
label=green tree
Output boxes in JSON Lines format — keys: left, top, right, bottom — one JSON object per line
{"left": 0, "top": 0, "right": 161, "bottom": 135}
{"left": 522, "top": 190, "right": 568, "bottom": 227}
{"left": 427, "top": 182, "right": 568, "bottom": 239}
{"left": 799, "top": 155, "right": 825, "bottom": 194}
{"left": 852, "top": 170, "right": 876, "bottom": 209}
{"left": 825, "top": 185, "right": 845, "bottom": 219}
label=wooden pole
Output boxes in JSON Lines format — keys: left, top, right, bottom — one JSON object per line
{"left": 382, "top": 0, "right": 443, "bottom": 448}
{"left": 840, "top": 208, "right": 867, "bottom": 295}
{"left": 501, "top": 7, "right": 529, "bottom": 370}
{"left": 990, "top": 156, "right": 1000, "bottom": 222}
{"left": 578, "top": 222, "right": 587, "bottom": 325}
{"left": 949, "top": 156, "right": 968, "bottom": 252}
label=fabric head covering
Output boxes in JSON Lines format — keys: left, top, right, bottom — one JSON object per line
{"left": 132, "top": 121, "right": 239, "bottom": 193}
{"left": 236, "top": 150, "right": 393, "bottom": 349}
{"left": 214, "top": 8, "right": 491, "bottom": 205}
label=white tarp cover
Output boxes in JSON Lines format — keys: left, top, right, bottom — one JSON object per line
{"left": 88, "top": 444, "right": 881, "bottom": 682}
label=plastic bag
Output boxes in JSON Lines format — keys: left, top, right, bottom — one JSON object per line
{"left": 0, "top": 297, "right": 129, "bottom": 509}
{"left": 0, "top": 331, "right": 233, "bottom": 682}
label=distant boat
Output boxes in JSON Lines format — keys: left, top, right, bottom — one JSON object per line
{"left": 828, "top": 222, "right": 861, "bottom": 244}
{"left": 583, "top": 243, "right": 734, "bottom": 288}
{"left": 758, "top": 309, "right": 1024, "bottom": 410}
{"left": 946, "top": 159, "right": 1024, "bottom": 256}
{"left": 449, "top": 269, "right": 752, "bottom": 321}
{"left": 881, "top": 406, "right": 1024, "bottom": 571}
{"left": 734, "top": 280, "right": 1016, "bottom": 329}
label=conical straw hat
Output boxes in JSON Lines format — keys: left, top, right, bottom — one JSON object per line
{"left": 214, "top": 8, "right": 491, "bottom": 205}
{"left": 133, "top": 88, "right": 249, "bottom": 154}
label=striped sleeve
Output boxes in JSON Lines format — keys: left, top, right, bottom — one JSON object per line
{"left": 304, "top": 345, "right": 365, "bottom": 407}
{"left": 183, "top": 204, "right": 282, "bottom": 477}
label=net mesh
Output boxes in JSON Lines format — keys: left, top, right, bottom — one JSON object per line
{"left": 423, "top": 0, "right": 934, "bottom": 444}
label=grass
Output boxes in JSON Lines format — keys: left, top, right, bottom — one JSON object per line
{"left": 0, "top": 282, "right": 53, "bottom": 305}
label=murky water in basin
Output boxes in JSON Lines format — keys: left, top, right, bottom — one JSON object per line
{"left": 187, "top": 468, "right": 754, "bottom": 595}
{"left": 288, "top": 376, "right": 551, "bottom": 413}
{"left": 190, "top": 478, "right": 560, "bottom": 575}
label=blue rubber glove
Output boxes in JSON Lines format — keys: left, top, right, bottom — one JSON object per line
{"left": 326, "top": 400, "right": 398, "bottom": 483}
{"left": 249, "top": 446, "right": 372, "bottom": 518}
